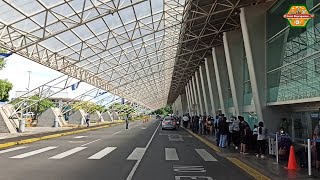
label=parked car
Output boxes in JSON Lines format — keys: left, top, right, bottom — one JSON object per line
{"left": 161, "top": 117, "right": 177, "bottom": 130}
{"left": 23, "top": 112, "right": 34, "bottom": 117}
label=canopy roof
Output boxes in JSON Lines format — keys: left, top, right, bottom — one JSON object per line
{"left": 0, "top": 0, "right": 268, "bottom": 109}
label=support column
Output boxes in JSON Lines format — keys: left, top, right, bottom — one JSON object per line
{"left": 223, "top": 30, "right": 244, "bottom": 117}
{"left": 185, "top": 85, "right": 191, "bottom": 115}
{"left": 205, "top": 56, "right": 220, "bottom": 116}
{"left": 188, "top": 80, "right": 195, "bottom": 115}
{"left": 191, "top": 76, "right": 199, "bottom": 115}
{"left": 240, "top": 2, "right": 277, "bottom": 131}
{"left": 212, "top": 46, "right": 229, "bottom": 114}
{"left": 195, "top": 70, "right": 204, "bottom": 115}
{"left": 199, "top": 64, "right": 209, "bottom": 115}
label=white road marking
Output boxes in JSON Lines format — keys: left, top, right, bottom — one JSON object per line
{"left": 175, "top": 176, "right": 213, "bottom": 180}
{"left": 74, "top": 136, "right": 87, "bottom": 139}
{"left": 88, "top": 147, "right": 116, "bottom": 160}
{"left": 81, "top": 139, "right": 101, "bottom": 146}
{"left": 165, "top": 148, "right": 179, "bottom": 160}
{"left": 195, "top": 149, "right": 217, "bottom": 162}
{"left": 127, "top": 148, "right": 146, "bottom": 160}
{"left": 126, "top": 123, "right": 160, "bottom": 180}
{"left": 0, "top": 146, "right": 28, "bottom": 154}
{"left": 49, "top": 147, "right": 87, "bottom": 159}
{"left": 173, "top": 165, "right": 206, "bottom": 173}
{"left": 168, "top": 135, "right": 184, "bottom": 142}
{"left": 10, "top": 146, "right": 57, "bottom": 159}
{"left": 141, "top": 127, "right": 146, "bottom": 129}
{"left": 112, "top": 131, "right": 122, "bottom": 135}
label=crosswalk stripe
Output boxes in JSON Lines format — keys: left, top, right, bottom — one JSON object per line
{"left": 49, "top": 147, "right": 87, "bottom": 159}
{"left": 195, "top": 149, "right": 217, "bottom": 161}
{"left": 74, "top": 136, "right": 87, "bottom": 139}
{"left": 127, "top": 148, "right": 145, "bottom": 160}
{"left": 88, "top": 147, "right": 116, "bottom": 160}
{"left": 165, "top": 148, "right": 179, "bottom": 160}
{"left": 10, "top": 146, "right": 57, "bottom": 159}
{"left": 0, "top": 146, "right": 28, "bottom": 154}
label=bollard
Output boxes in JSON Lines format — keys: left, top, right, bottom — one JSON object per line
{"left": 307, "top": 139, "right": 312, "bottom": 176}
{"left": 275, "top": 133, "right": 279, "bottom": 164}
{"left": 53, "top": 118, "right": 59, "bottom": 128}
{"left": 19, "top": 119, "right": 25, "bottom": 133}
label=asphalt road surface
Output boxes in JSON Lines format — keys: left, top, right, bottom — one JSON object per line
{"left": 0, "top": 119, "right": 253, "bottom": 180}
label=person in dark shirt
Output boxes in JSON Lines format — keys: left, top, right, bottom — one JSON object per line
{"left": 219, "top": 117, "right": 229, "bottom": 148}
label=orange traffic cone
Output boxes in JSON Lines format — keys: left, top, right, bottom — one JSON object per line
{"left": 286, "top": 146, "right": 298, "bottom": 170}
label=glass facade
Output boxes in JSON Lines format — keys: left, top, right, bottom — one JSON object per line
{"left": 243, "top": 112, "right": 258, "bottom": 130}
{"left": 267, "top": 1, "right": 320, "bottom": 102}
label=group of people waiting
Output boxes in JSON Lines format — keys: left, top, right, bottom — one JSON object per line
{"left": 181, "top": 113, "right": 294, "bottom": 159}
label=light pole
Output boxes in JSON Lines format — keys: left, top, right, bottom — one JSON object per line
{"left": 27, "top": 70, "right": 31, "bottom": 91}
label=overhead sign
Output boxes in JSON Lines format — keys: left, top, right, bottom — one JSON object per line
{"left": 283, "top": 5, "right": 314, "bottom": 28}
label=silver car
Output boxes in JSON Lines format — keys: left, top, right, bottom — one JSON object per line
{"left": 161, "top": 117, "right": 177, "bottom": 130}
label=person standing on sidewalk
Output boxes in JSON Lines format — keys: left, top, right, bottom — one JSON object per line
{"left": 239, "top": 116, "right": 250, "bottom": 154}
{"left": 313, "top": 120, "right": 320, "bottom": 171}
{"left": 85, "top": 113, "right": 90, "bottom": 127}
{"left": 182, "top": 114, "right": 189, "bottom": 128}
{"left": 219, "top": 117, "right": 229, "bottom": 148}
{"left": 256, "top": 121, "right": 268, "bottom": 158}
{"left": 125, "top": 114, "right": 129, "bottom": 129}
{"left": 231, "top": 116, "right": 240, "bottom": 150}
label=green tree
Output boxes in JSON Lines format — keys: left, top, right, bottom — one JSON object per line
{"left": 108, "top": 102, "right": 136, "bottom": 117}
{"left": 151, "top": 105, "right": 172, "bottom": 115}
{"left": 71, "top": 101, "right": 106, "bottom": 113}
{"left": 0, "top": 79, "right": 13, "bottom": 102}
{"left": 0, "top": 49, "right": 7, "bottom": 70}
{"left": 11, "top": 95, "right": 55, "bottom": 120}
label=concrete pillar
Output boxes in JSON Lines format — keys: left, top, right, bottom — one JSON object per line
{"left": 195, "top": 70, "right": 204, "bottom": 115}
{"left": 188, "top": 79, "right": 195, "bottom": 115}
{"left": 212, "top": 46, "right": 229, "bottom": 114}
{"left": 191, "top": 76, "right": 199, "bottom": 115}
{"left": 223, "top": 30, "right": 244, "bottom": 117}
{"left": 181, "top": 94, "right": 188, "bottom": 115}
{"left": 240, "top": 2, "right": 279, "bottom": 132}
{"left": 185, "top": 85, "right": 191, "bottom": 115}
{"left": 199, "top": 64, "right": 209, "bottom": 115}
{"left": 205, "top": 56, "right": 220, "bottom": 116}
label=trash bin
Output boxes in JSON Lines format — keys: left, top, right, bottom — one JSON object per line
{"left": 19, "top": 119, "right": 25, "bottom": 133}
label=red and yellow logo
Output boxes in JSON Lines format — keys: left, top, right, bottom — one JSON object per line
{"left": 283, "top": 5, "right": 314, "bottom": 28}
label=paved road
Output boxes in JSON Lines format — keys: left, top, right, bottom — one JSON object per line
{"left": 0, "top": 119, "right": 253, "bottom": 180}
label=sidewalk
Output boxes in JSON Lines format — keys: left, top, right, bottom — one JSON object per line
{"left": 201, "top": 134, "right": 320, "bottom": 179}
{"left": 0, "top": 121, "right": 123, "bottom": 146}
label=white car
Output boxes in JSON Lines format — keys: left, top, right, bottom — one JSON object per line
{"left": 23, "top": 112, "right": 34, "bottom": 117}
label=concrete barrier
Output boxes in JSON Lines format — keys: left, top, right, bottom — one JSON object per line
{"left": 38, "top": 108, "right": 67, "bottom": 127}
{"left": 102, "top": 111, "right": 113, "bottom": 122}
{"left": 112, "top": 111, "right": 120, "bottom": 120}
{"left": 90, "top": 111, "right": 104, "bottom": 123}
{"left": 68, "top": 109, "right": 86, "bottom": 125}
{"left": 0, "top": 104, "right": 18, "bottom": 133}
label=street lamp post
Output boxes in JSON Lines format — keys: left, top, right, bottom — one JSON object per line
{"left": 27, "top": 70, "right": 31, "bottom": 91}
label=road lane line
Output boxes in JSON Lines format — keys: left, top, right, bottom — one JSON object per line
{"left": 49, "top": 147, "right": 87, "bottom": 159}
{"left": 112, "top": 131, "right": 122, "bottom": 135}
{"left": 88, "top": 147, "right": 117, "bottom": 160}
{"left": 81, "top": 139, "right": 101, "bottom": 146}
{"left": 165, "top": 148, "right": 179, "bottom": 160}
{"left": 10, "top": 146, "right": 57, "bottom": 159}
{"left": 127, "top": 148, "right": 146, "bottom": 160}
{"left": 74, "top": 136, "right": 87, "bottom": 139}
{"left": 0, "top": 146, "right": 28, "bottom": 154}
{"left": 126, "top": 123, "right": 161, "bottom": 180}
{"left": 195, "top": 149, "right": 217, "bottom": 162}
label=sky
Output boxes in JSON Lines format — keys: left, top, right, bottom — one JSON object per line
{"left": 0, "top": 54, "right": 122, "bottom": 106}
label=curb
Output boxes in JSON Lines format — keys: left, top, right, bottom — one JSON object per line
{"left": 183, "top": 127, "right": 270, "bottom": 180}
{"left": 0, "top": 122, "right": 123, "bottom": 149}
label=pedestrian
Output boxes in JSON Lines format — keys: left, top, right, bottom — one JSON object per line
{"left": 239, "top": 116, "right": 250, "bottom": 154}
{"left": 231, "top": 116, "right": 240, "bottom": 149}
{"left": 125, "top": 114, "right": 129, "bottom": 129}
{"left": 85, "top": 113, "right": 90, "bottom": 127}
{"left": 199, "top": 115, "right": 203, "bottom": 135}
{"left": 182, "top": 114, "right": 189, "bottom": 128}
{"left": 256, "top": 122, "right": 268, "bottom": 158}
{"left": 252, "top": 125, "right": 258, "bottom": 152}
{"left": 215, "top": 115, "right": 221, "bottom": 146}
{"left": 313, "top": 120, "right": 320, "bottom": 171}
{"left": 277, "top": 127, "right": 291, "bottom": 160}
{"left": 219, "top": 117, "right": 229, "bottom": 148}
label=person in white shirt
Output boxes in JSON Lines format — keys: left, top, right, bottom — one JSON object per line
{"left": 182, "top": 115, "right": 189, "bottom": 128}
{"left": 256, "top": 121, "right": 268, "bottom": 158}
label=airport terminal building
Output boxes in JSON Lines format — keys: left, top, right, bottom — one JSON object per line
{"left": 172, "top": 0, "right": 320, "bottom": 140}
